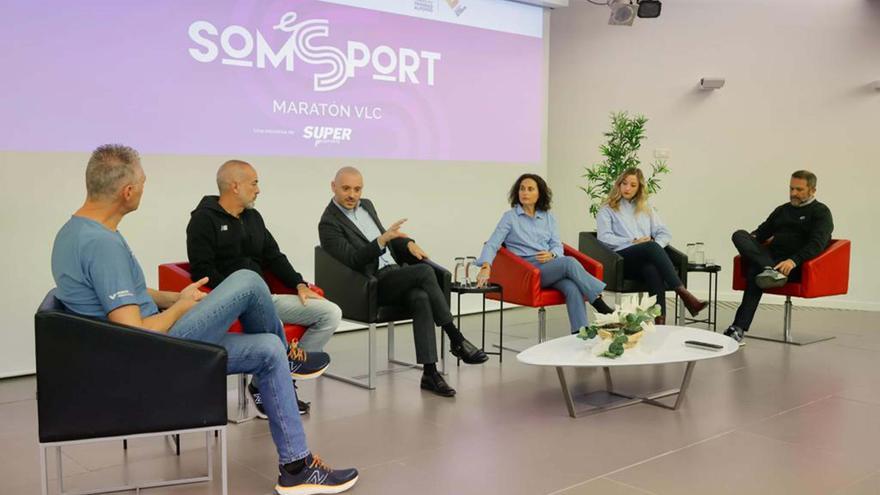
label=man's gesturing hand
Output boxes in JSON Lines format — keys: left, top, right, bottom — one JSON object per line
{"left": 378, "top": 218, "right": 408, "bottom": 247}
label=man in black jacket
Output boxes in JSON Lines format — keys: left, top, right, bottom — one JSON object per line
{"left": 724, "top": 170, "right": 833, "bottom": 344}
{"left": 318, "top": 167, "right": 488, "bottom": 397}
{"left": 187, "top": 160, "right": 342, "bottom": 415}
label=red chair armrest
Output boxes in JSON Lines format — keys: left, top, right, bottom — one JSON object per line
{"left": 799, "top": 239, "right": 850, "bottom": 297}
{"left": 488, "top": 247, "right": 542, "bottom": 306}
{"left": 263, "top": 271, "right": 324, "bottom": 297}
{"left": 563, "top": 243, "right": 604, "bottom": 281}
{"left": 158, "top": 263, "right": 213, "bottom": 293}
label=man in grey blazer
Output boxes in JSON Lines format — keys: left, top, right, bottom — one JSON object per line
{"left": 318, "top": 167, "right": 487, "bottom": 397}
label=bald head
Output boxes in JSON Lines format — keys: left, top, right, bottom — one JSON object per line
{"left": 216, "top": 160, "right": 254, "bottom": 193}
{"left": 333, "top": 166, "right": 362, "bottom": 183}
{"left": 216, "top": 160, "right": 259, "bottom": 212}
{"left": 331, "top": 166, "right": 364, "bottom": 210}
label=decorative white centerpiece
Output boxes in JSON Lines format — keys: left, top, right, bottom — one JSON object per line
{"left": 577, "top": 295, "right": 662, "bottom": 358}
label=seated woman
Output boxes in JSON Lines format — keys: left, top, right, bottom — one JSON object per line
{"left": 475, "top": 173, "right": 613, "bottom": 334}
{"left": 596, "top": 168, "right": 707, "bottom": 323}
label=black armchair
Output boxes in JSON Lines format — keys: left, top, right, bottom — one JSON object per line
{"left": 36, "top": 290, "right": 229, "bottom": 495}
{"left": 579, "top": 232, "right": 688, "bottom": 314}
{"left": 314, "top": 246, "right": 451, "bottom": 389}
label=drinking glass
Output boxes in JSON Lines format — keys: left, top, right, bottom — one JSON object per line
{"left": 465, "top": 256, "right": 478, "bottom": 287}
{"left": 694, "top": 242, "right": 706, "bottom": 265}
{"left": 686, "top": 243, "right": 696, "bottom": 264}
{"left": 453, "top": 257, "right": 465, "bottom": 286}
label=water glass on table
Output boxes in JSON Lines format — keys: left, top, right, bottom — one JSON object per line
{"left": 453, "top": 257, "right": 465, "bottom": 286}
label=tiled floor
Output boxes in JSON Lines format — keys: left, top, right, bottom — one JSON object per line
{"left": 3, "top": 300, "right": 879, "bottom": 495}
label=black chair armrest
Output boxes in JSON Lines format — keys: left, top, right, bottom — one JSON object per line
{"left": 579, "top": 232, "right": 624, "bottom": 290}
{"left": 315, "top": 246, "right": 378, "bottom": 323}
{"left": 664, "top": 244, "right": 689, "bottom": 287}
{"left": 35, "top": 310, "right": 227, "bottom": 443}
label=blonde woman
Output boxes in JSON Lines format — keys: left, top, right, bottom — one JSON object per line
{"left": 596, "top": 168, "right": 707, "bottom": 323}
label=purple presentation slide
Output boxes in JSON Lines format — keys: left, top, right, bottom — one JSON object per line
{"left": 0, "top": 0, "right": 543, "bottom": 163}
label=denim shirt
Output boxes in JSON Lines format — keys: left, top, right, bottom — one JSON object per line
{"left": 475, "top": 206, "right": 563, "bottom": 266}
{"left": 596, "top": 200, "right": 671, "bottom": 252}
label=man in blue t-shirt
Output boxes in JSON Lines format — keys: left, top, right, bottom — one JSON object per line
{"left": 50, "top": 144, "right": 357, "bottom": 495}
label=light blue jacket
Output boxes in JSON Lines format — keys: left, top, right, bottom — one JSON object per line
{"left": 596, "top": 200, "right": 671, "bottom": 252}
{"left": 476, "top": 206, "right": 563, "bottom": 266}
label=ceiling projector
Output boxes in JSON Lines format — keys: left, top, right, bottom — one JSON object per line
{"left": 608, "top": 0, "right": 662, "bottom": 26}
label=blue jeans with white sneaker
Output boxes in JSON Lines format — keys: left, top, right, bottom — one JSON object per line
{"left": 169, "top": 269, "right": 310, "bottom": 464}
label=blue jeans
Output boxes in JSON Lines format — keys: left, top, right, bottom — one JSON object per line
{"left": 531, "top": 256, "right": 606, "bottom": 332}
{"left": 168, "top": 270, "right": 309, "bottom": 464}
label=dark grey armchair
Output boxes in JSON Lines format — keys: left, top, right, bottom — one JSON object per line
{"left": 578, "top": 232, "right": 688, "bottom": 317}
{"left": 314, "top": 246, "right": 451, "bottom": 389}
{"left": 35, "top": 290, "right": 229, "bottom": 495}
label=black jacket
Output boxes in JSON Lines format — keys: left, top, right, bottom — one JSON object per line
{"left": 752, "top": 199, "right": 834, "bottom": 266}
{"left": 318, "top": 199, "right": 421, "bottom": 277}
{"left": 186, "top": 196, "right": 305, "bottom": 289}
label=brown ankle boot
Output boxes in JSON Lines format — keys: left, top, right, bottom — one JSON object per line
{"left": 654, "top": 315, "right": 666, "bottom": 325}
{"left": 674, "top": 286, "right": 708, "bottom": 316}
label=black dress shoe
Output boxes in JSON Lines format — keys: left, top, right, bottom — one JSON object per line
{"left": 420, "top": 371, "right": 456, "bottom": 397}
{"left": 450, "top": 338, "right": 489, "bottom": 364}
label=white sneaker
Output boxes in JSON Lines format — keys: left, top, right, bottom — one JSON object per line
{"left": 755, "top": 267, "right": 788, "bottom": 289}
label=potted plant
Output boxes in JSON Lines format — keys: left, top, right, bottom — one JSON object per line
{"left": 581, "top": 111, "right": 669, "bottom": 217}
{"left": 577, "top": 295, "right": 661, "bottom": 358}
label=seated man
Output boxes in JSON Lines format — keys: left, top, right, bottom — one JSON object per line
{"left": 725, "top": 170, "right": 833, "bottom": 344}
{"left": 319, "top": 166, "right": 488, "bottom": 397}
{"left": 187, "top": 160, "right": 343, "bottom": 416}
{"left": 51, "top": 145, "right": 357, "bottom": 495}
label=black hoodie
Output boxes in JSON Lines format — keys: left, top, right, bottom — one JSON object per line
{"left": 186, "top": 196, "right": 305, "bottom": 289}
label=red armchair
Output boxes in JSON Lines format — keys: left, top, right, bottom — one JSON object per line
{"left": 732, "top": 239, "right": 850, "bottom": 345}
{"left": 486, "top": 244, "right": 603, "bottom": 343}
{"left": 158, "top": 262, "right": 323, "bottom": 421}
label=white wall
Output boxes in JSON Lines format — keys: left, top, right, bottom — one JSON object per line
{"left": 547, "top": 0, "right": 880, "bottom": 310}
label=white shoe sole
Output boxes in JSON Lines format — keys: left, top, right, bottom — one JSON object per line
{"left": 755, "top": 274, "right": 788, "bottom": 290}
{"left": 275, "top": 475, "right": 358, "bottom": 495}
{"left": 291, "top": 364, "right": 329, "bottom": 381}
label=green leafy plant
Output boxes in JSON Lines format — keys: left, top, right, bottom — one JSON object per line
{"left": 578, "top": 302, "right": 661, "bottom": 358}
{"left": 581, "top": 111, "right": 670, "bottom": 217}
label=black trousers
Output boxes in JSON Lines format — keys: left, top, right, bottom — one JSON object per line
{"left": 619, "top": 242, "right": 683, "bottom": 317}
{"left": 376, "top": 264, "right": 453, "bottom": 364}
{"left": 731, "top": 230, "right": 801, "bottom": 331}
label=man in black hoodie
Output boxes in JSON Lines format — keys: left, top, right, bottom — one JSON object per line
{"left": 724, "top": 170, "right": 833, "bottom": 344}
{"left": 187, "top": 160, "right": 343, "bottom": 415}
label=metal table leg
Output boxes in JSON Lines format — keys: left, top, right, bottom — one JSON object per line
{"left": 555, "top": 362, "right": 697, "bottom": 418}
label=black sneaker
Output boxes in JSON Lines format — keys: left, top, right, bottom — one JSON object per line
{"left": 247, "top": 380, "right": 269, "bottom": 420}
{"left": 276, "top": 454, "right": 358, "bottom": 495}
{"left": 250, "top": 380, "right": 310, "bottom": 417}
{"left": 294, "top": 381, "right": 311, "bottom": 416}
{"left": 297, "top": 398, "right": 311, "bottom": 415}
{"left": 288, "top": 341, "right": 330, "bottom": 380}
{"left": 724, "top": 325, "right": 746, "bottom": 346}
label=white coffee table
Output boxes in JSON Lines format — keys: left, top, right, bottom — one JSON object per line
{"left": 517, "top": 325, "right": 739, "bottom": 418}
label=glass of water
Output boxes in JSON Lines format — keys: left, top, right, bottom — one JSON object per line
{"left": 453, "top": 257, "right": 465, "bottom": 286}
{"left": 694, "top": 242, "right": 705, "bottom": 265}
{"left": 465, "top": 256, "right": 478, "bottom": 287}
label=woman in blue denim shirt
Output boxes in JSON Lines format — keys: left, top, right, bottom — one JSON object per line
{"left": 475, "top": 174, "right": 613, "bottom": 334}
